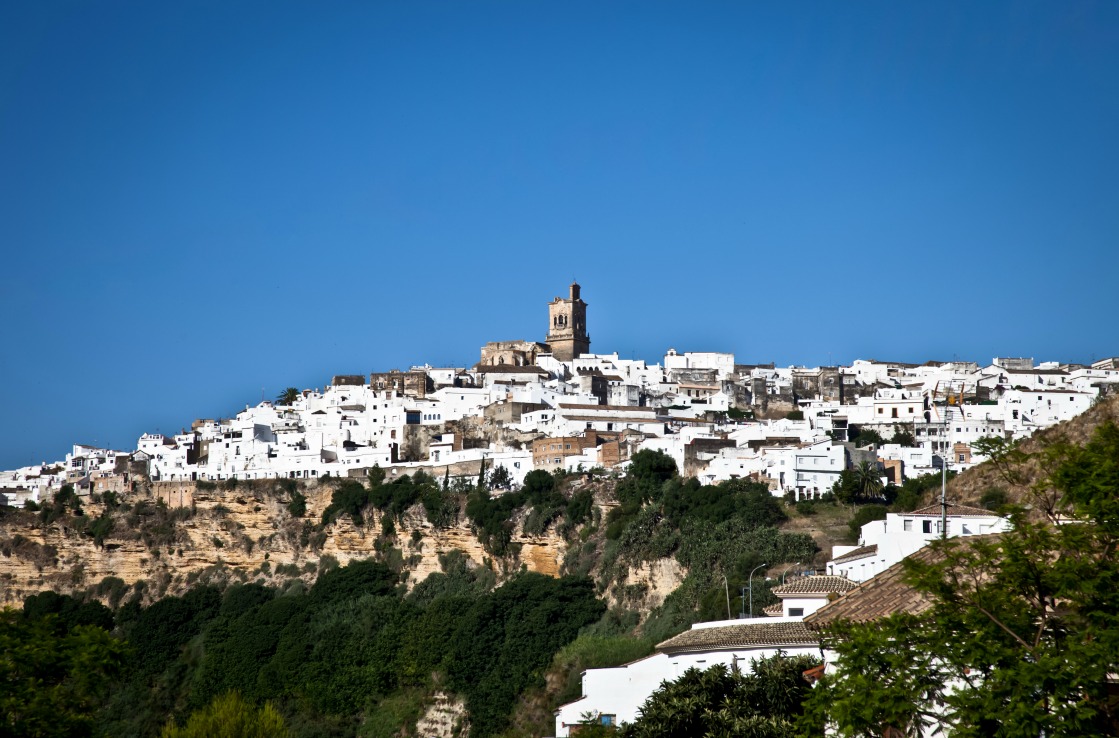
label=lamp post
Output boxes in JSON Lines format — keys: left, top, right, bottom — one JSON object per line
{"left": 782, "top": 562, "right": 801, "bottom": 584}
{"left": 739, "top": 587, "right": 747, "bottom": 619}
{"left": 720, "top": 572, "right": 731, "bottom": 620}
{"left": 748, "top": 563, "right": 768, "bottom": 618}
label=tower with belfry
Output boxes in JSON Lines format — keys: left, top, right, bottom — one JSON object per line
{"left": 545, "top": 282, "right": 590, "bottom": 362}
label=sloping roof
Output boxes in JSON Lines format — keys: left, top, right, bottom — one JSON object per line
{"left": 830, "top": 544, "right": 878, "bottom": 565}
{"left": 657, "top": 620, "right": 817, "bottom": 654}
{"left": 804, "top": 549, "right": 941, "bottom": 628}
{"left": 762, "top": 603, "right": 783, "bottom": 616}
{"left": 772, "top": 575, "right": 859, "bottom": 597}
{"left": 909, "top": 504, "right": 998, "bottom": 517}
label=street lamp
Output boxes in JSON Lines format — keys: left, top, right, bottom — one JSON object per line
{"left": 720, "top": 572, "right": 731, "bottom": 620}
{"left": 782, "top": 562, "right": 801, "bottom": 584}
{"left": 748, "top": 563, "right": 768, "bottom": 618}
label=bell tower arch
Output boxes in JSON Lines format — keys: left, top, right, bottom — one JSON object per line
{"left": 546, "top": 282, "right": 590, "bottom": 362}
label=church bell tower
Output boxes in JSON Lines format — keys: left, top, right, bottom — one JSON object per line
{"left": 546, "top": 282, "right": 590, "bottom": 362}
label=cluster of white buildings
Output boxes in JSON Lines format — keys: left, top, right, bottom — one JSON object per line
{"left": 2, "top": 283, "right": 1115, "bottom": 508}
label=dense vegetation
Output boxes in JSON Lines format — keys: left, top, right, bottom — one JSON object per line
{"left": 804, "top": 421, "right": 1119, "bottom": 737}
{"left": 589, "top": 450, "right": 818, "bottom": 641}
{"left": 620, "top": 654, "right": 821, "bottom": 738}
{"left": 6, "top": 560, "right": 603, "bottom": 738}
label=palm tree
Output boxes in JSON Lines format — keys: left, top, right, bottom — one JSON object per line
{"left": 276, "top": 387, "right": 300, "bottom": 406}
{"left": 853, "top": 460, "right": 883, "bottom": 501}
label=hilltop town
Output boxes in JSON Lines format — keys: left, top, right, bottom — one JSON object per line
{"left": 3, "top": 283, "right": 1118, "bottom": 738}
{"left": 3, "top": 282, "right": 1116, "bottom": 508}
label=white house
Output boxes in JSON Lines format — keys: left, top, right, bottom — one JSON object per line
{"left": 828, "top": 504, "right": 1011, "bottom": 582}
{"left": 554, "top": 618, "right": 818, "bottom": 736}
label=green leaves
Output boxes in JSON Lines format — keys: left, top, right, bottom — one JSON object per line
{"left": 0, "top": 610, "right": 128, "bottom": 738}
{"left": 808, "top": 421, "right": 1119, "bottom": 737}
{"left": 625, "top": 654, "right": 821, "bottom": 738}
{"left": 161, "top": 692, "right": 290, "bottom": 738}
{"left": 446, "top": 574, "right": 605, "bottom": 737}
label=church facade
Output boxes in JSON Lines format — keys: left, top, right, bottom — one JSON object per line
{"left": 479, "top": 282, "right": 591, "bottom": 366}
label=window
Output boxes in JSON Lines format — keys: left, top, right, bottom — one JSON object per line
{"left": 789, "top": 607, "right": 804, "bottom": 617}
{"left": 922, "top": 520, "right": 932, "bottom": 534}
{"left": 892, "top": 408, "right": 898, "bottom": 418}
{"left": 903, "top": 519, "right": 912, "bottom": 531}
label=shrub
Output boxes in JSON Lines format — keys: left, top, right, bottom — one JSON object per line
{"left": 287, "top": 492, "right": 306, "bottom": 518}
{"left": 847, "top": 504, "right": 888, "bottom": 541}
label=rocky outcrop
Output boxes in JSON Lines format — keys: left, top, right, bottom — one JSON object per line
{"left": 0, "top": 479, "right": 568, "bottom": 608}
{"left": 414, "top": 691, "right": 468, "bottom": 738}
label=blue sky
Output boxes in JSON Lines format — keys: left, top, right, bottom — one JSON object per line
{"left": 1, "top": 1, "right": 1117, "bottom": 468}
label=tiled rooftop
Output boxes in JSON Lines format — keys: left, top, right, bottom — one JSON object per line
{"left": 804, "top": 556, "right": 933, "bottom": 627}
{"left": 657, "top": 620, "right": 817, "bottom": 654}
{"left": 909, "top": 504, "right": 999, "bottom": 517}
{"left": 830, "top": 544, "right": 878, "bottom": 565}
{"left": 772, "top": 575, "right": 859, "bottom": 597}
{"left": 807, "top": 534, "right": 1005, "bottom": 628}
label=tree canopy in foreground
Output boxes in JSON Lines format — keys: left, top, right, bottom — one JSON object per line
{"left": 804, "top": 421, "right": 1119, "bottom": 737}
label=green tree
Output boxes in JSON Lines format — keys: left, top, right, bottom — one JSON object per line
{"left": 849, "top": 426, "right": 884, "bottom": 447}
{"left": 888, "top": 424, "right": 916, "bottom": 447}
{"left": 853, "top": 460, "right": 883, "bottom": 500}
{"left": 0, "top": 611, "right": 128, "bottom": 738}
{"left": 831, "top": 469, "right": 860, "bottom": 506}
{"left": 971, "top": 435, "right": 1026, "bottom": 486}
{"left": 161, "top": 692, "right": 290, "bottom": 738}
{"left": 846, "top": 504, "right": 887, "bottom": 541}
{"left": 447, "top": 573, "right": 605, "bottom": 737}
{"left": 275, "top": 388, "right": 300, "bottom": 406}
{"left": 489, "top": 464, "right": 513, "bottom": 490}
{"left": 805, "top": 421, "right": 1119, "bottom": 737}
{"left": 623, "top": 654, "right": 821, "bottom": 738}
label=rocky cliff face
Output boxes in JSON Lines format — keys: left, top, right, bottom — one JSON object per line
{"left": 0, "top": 478, "right": 569, "bottom": 608}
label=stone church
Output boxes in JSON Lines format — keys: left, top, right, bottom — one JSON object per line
{"left": 478, "top": 282, "right": 591, "bottom": 366}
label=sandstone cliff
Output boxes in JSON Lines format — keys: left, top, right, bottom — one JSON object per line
{"left": 0, "top": 477, "right": 571, "bottom": 608}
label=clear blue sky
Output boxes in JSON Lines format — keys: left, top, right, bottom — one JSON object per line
{"left": 1, "top": 1, "right": 1117, "bottom": 468}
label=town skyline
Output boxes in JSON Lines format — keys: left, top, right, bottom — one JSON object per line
{"left": 3, "top": 2, "right": 1117, "bottom": 468}
{"left": 0, "top": 277, "right": 1115, "bottom": 470}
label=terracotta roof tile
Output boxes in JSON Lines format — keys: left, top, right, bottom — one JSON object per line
{"left": 762, "top": 603, "right": 783, "bottom": 616}
{"left": 830, "top": 544, "right": 878, "bottom": 565}
{"left": 910, "top": 504, "right": 999, "bottom": 517}
{"left": 657, "top": 621, "right": 817, "bottom": 654}
{"left": 772, "top": 575, "right": 859, "bottom": 597}
{"left": 804, "top": 550, "right": 938, "bottom": 628}
{"left": 806, "top": 534, "right": 1007, "bottom": 629}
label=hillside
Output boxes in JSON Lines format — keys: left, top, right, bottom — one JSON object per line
{"left": 5, "top": 401, "right": 1118, "bottom": 738}
{"left": 947, "top": 394, "right": 1119, "bottom": 510}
